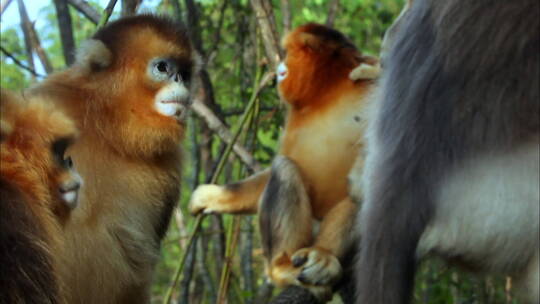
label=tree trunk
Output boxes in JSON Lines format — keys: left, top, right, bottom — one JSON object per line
{"left": 52, "top": 0, "right": 76, "bottom": 66}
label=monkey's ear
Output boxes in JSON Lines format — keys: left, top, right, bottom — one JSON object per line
{"left": 298, "top": 32, "right": 323, "bottom": 51}
{"left": 75, "top": 39, "right": 113, "bottom": 73}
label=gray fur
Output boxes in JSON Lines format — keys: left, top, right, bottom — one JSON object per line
{"left": 259, "top": 156, "right": 312, "bottom": 260}
{"left": 354, "top": 0, "right": 539, "bottom": 303}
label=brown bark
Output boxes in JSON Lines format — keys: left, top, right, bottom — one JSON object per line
{"left": 121, "top": 0, "right": 141, "bottom": 17}
{"left": 67, "top": 0, "right": 100, "bottom": 24}
{"left": 325, "top": 0, "right": 340, "bottom": 28}
{"left": 280, "top": 0, "right": 291, "bottom": 32}
{"left": 52, "top": 0, "right": 76, "bottom": 66}
{"left": 28, "top": 23, "right": 53, "bottom": 74}
{"left": 249, "top": 0, "right": 283, "bottom": 69}
{"left": 16, "top": 0, "right": 35, "bottom": 80}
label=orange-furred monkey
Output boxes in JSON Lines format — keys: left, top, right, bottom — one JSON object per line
{"left": 27, "top": 15, "right": 200, "bottom": 304}
{"left": 1, "top": 89, "right": 81, "bottom": 304}
{"left": 189, "top": 23, "right": 379, "bottom": 300}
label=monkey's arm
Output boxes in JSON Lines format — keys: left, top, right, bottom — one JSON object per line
{"left": 189, "top": 168, "right": 270, "bottom": 215}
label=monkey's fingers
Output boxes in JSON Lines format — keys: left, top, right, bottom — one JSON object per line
{"left": 188, "top": 184, "right": 230, "bottom": 215}
{"left": 291, "top": 247, "right": 342, "bottom": 286}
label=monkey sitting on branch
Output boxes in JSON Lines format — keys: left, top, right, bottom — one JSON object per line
{"left": 190, "top": 23, "right": 379, "bottom": 300}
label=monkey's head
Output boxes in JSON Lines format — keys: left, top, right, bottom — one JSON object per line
{"left": 277, "top": 23, "right": 362, "bottom": 107}
{"left": 0, "top": 90, "right": 81, "bottom": 217}
{"left": 71, "top": 15, "right": 200, "bottom": 157}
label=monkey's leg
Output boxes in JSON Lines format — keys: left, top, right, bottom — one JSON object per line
{"left": 259, "top": 156, "right": 332, "bottom": 300}
{"left": 291, "top": 197, "right": 356, "bottom": 287}
{"left": 189, "top": 168, "right": 270, "bottom": 215}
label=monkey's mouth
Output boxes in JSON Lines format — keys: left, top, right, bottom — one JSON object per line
{"left": 276, "top": 62, "right": 288, "bottom": 83}
{"left": 157, "top": 99, "right": 188, "bottom": 121}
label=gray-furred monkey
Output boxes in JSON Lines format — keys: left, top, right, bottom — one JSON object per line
{"left": 353, "top": 0, "right": 539, "bottom": 303}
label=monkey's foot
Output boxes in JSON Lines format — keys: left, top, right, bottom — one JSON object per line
{"left": 189, "top": 184, "right": 230, "bottom": 215}
{"left": 291, "top": 247, "right": 342, "bottom": 286}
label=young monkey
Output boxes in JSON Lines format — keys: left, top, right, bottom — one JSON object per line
{"left": 190, "top": 23, "right": 379, "bottom": 299}
{"left": 0, "top": 89, "right": 81, "bottom": 304}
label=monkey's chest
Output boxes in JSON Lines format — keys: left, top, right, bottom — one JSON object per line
{"left": 280, "top": 111, "right": 363, "bottom": 217}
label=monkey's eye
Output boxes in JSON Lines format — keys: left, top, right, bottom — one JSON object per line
{"left": 64, "top": 156, "right": 73, "bottom": 169}
{"left": 51, "top": 137, "right": 73, "bottom": 167}
{"left": 156, "top": 61, "right": 168, "bottom": 73}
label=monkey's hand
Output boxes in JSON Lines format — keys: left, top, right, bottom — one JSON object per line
{"left": 291, "top": 247, "right": 342, "bottom": 286}
{"left": 189, "top": 184, "right": 231, "bottom": 215}
{"left": 349, "top": 63, "right": 381, "bottom": 81}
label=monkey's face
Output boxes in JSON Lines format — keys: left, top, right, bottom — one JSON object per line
{"left": 148, "top": 57, "right": 191, "bottom": 122}
{"left": 0, "top": 98, "right": 82, "bottom": 216}
{"left": 50, "top": 137, "right": 81, "bottom": 210}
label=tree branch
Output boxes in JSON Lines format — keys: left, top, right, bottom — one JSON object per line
{"left": 325, "top": 0, "right": 340, "bottom": 28}
{"left": 0, "top": 45, "right": 44, "bottom": 77}
{"left": 121, "top": 0, "right": 141, "bottom": 17}
{"left": 16, "top": 0, "right": 35, "bottom": 80}
{"left": 280, "top": 0, "right": 291, "bottom": 32}
{"left": 67, "top": 0, "right": 100, "bottom": 24}
{"left": 97, "top": 0, "right": 118, "bottom": 29}
{"left": 28, "top": 22, "right": 53, "bottom": 74}
{"left": 249, "top": 0, "right": 283, "bottom": 70}
{"left": 53, "top": 0, "right": 76, "bottom": 66}
{"left": 0, "top": 0, "right": 13, "bottom": 16}
{"left": 191, "top": 97, "right": 263, "bottom": 172}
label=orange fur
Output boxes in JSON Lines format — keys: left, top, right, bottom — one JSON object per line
{"left": 27, "top": 15, "right": 198, "bottom": 304}
{"left": 0, "top": 89, "right": 79, "bottom": 304}
{"left": 190, "top": 23, "right": 377, "bottom": 299}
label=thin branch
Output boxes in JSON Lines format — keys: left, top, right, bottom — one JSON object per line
{"left": 16, "top": 0, "right": 35, "bottom": 80}
{"left": 325, "top": 0, "right": 340, "bottom": 28}
{"left": 121, "top": 0, "right": 141, "bottom": 17}
{"left": 67, "top": 0, "right": 100, "bottom": 24}
{"left": 249, "top": 0, "right": 283, "bottom": 69}
{"left": 28, "top": 22, "right": 53, "bottom": 74}
{"left": 0, "top": 45, "right": 44, "bottom": 77}
{"left": 97, "top": 0, "right": 118, "bottom": 29}
{"left": 0, "top": 0, "right": 13, "bottom": 16}
{"left": 280, "top": 0, "right": 291, "bottom": 32}
{"left": 53, "top": 0, "right": 76, "bottom": 66}
{"left": 191, "top": 99, "right": 263, "bottom": 173}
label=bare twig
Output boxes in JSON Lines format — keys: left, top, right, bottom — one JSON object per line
{"left": 121, "top": 0, "right": 140, "bottom": 17}
{"left": 0, "top": 0, "right": 13, "bottom": 16}
{"left": 16, "top": 0, "right": 36, "bottom": 80}
{"left": 216, "top": 216, "right": 242, "bottom": 303}
{"left": 325, "top": 0, "right": 340, "bottom": 28}
{"left": 280, "top": 0, "right": 291, "bottom": 32}
{"left": 0, "top": 45, "right": 44, "bottom": 77}
{"left": 52, "top": 0, "right": 76, "bottom": 66}
{"left": 249, "top": 0, "right": 283, "bottom": 69}
{"left": 97, "top": 0, "right": 118, "bottom": 29}
{"left": 28, "top": 23, "right": 53, "bottom": 74}
{"left": 191, "top": 100, "right": 263, "bottom": 172}
{"left": 67, "top": 0, "right": 100, "bottom": 24}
